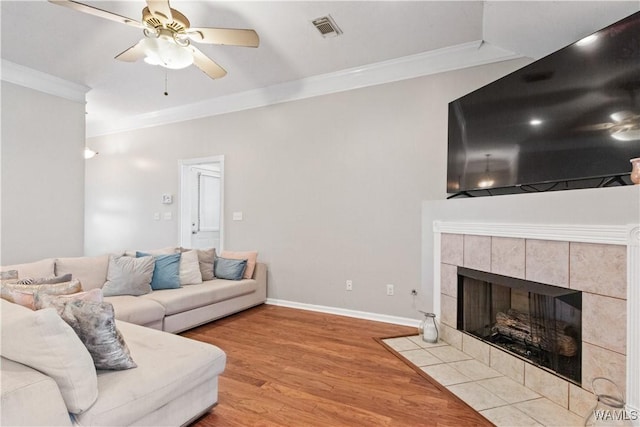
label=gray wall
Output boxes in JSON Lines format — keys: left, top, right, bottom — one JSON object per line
{"left": 86, "top": 58, "right": 529, "bottom": 318}
{"left": 1, "top": 81, "right": 86, "bottom": 265}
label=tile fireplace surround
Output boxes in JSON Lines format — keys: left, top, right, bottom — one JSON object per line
{"left": 432, "top": 221, "right": 639, "bottom": 421}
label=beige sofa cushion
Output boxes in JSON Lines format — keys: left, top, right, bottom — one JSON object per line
{"left": 55, "top": 255, "right": 109, "bottom": 291}
{"left": 105, "top": 295, "right": 165, "bottom": 326}
{"left": 1, "top": 259, "right": 55, "bottom": 279}
{"left": 1, "top": 358, "right": 72, "bottom": 427}
{"left": 140, "top": 279, "right": 257, "bottom": 316}
{"left": 74, "top": 320, "right": 226, "bottom": 426}
{"left": 0, "top": 300, "right": 98, "bottom": 414}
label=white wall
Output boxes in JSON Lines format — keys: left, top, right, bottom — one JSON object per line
{"left": 421, "top": 185, "right": 640, "bottom": 312}
{"left": 1, "top": 81, "right": 86, "bottom": 265}
{"left": 86, "top": 58, "right": 529, "bottom": 318}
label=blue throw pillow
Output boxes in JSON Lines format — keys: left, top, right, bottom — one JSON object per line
{"left": 136, "top": 252, "right": 181, "bottom": 290}
{"left": 214, "top": 258, "right": 247, "bottom": 281}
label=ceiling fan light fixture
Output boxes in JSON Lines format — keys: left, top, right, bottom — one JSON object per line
{"left": 611, "top": 127, "right": 640, "bottom": 142}
{"left": 49, "top": 0, "right": 259, "bottom": 79}
{"left": 141, "top": 35, "right": 193, "bottom": 69}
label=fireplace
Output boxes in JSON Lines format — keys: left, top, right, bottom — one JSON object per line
{"left": 457, "top": 267, "right": 582, "bottom": 384}
{"left": 433, "top": 222, "right": 636, "bottom": 418}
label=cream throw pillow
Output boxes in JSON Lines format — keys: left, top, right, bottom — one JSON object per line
{"left": 0, "top": 299, "right": 98, "bottom": 414}
{"left": 220, "top": 250, "right": 258, "bottom": 279}
{"left": 179, "top": 250, "right": 202, "bottom": 285}
{"left": 102, "top": 255, "right": 154, "bottom": 296}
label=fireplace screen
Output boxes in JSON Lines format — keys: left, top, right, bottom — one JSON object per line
{"left": 457, "top": 267, "right": 582, "bottom": 384}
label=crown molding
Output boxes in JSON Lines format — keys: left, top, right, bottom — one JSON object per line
{"left": 87, "top": 40, "right": 521, "bottom": 137}
{"left": 1, "top": 60, "right": 90, "bottom": 103}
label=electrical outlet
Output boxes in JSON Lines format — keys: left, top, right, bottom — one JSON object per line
{"left": 386, "top": 284, "right": 394, "bottom": 296}
{"left": 346, "top": 280, "right": 353, "bottom": 291}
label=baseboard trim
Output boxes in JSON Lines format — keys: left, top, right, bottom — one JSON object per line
{"left": 265, "top": 298, "right": 421, "bottom": 328}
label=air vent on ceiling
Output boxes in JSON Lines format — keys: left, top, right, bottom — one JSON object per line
{"left": 312, "top": 15, "right": 342, "bottom": 38}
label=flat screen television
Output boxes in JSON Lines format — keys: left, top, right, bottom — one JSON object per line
{"left": 447, "top": 11, "right": 640, "bottom": 196}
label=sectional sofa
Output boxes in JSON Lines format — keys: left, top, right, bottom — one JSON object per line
{"left": 1, "top": 251, "right": 267, "bottom": 426}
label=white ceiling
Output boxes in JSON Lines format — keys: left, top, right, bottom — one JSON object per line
{"left": 1, "top": 1, "right": 638, "bottom": 136}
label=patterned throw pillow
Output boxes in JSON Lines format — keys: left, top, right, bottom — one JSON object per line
{"left": 1, "top": 270, "right": 18, "bottom": 282}
{"left": 1, "top": 279, "right": 83, "bottom": 309}
{"left": 15, "top": 273, "right": 73, "bottom": 285}
{"left": 40, "top": 299, "right": 137, "bottom": 370}
{"left": 34, "top": 288, "right": 104, "bottom": 310}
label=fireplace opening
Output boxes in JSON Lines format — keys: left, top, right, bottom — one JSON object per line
{"left": 457, "top": 267, "right": 582, "bottom": 384}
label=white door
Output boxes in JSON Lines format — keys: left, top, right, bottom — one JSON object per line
{"left": 180, "top": 156, "right": 224, "bottom": 251}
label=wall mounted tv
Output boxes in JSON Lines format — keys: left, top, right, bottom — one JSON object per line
{"left": 447, "top": 11, "right": 640, "bottom": 197}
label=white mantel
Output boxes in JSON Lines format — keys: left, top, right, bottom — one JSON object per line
{"left": 431, "top": 221, "right": 640, "bottom": 417}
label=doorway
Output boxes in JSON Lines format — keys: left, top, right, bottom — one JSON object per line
{"left": 179, "top": 156, "right": 224, "bottom": 251}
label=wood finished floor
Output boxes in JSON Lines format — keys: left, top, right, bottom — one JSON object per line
{"left": 182, "top": 305, "right": 492, "bottom": 427}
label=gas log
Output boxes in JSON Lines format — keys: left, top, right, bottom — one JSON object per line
{"left": 493, "top": 309, "right": 578, "bottom": 357}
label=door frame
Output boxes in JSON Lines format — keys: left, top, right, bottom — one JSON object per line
{"left": 179, "top": 155, "right": 225, "bottom": 250}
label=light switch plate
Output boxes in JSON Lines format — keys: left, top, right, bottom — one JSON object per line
{"left": 233, "top": 212, "right": 243, "bottom": 221}
{"left": 164, "top": 212, "right": 173, "bottom": 220}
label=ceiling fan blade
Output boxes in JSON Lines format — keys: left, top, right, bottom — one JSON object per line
{"left": 190, "top": 46, "right": 227, "bottom": 79}
{"left": 187, "top": 28, "right": 259, "bottom": 48}
{"left": 576, "top": 122, "right": 615, "bottom": 131}
{"left": 115, "top": 40, "right": 146, "bottom": 62}
{"left": 48, "top": 0, "right": 144, "bottom": 29}
{"left": 146, "top": 0, "right": 173, "bottom": 23}
{"left": 610, "top": 110, "right": 637, "bottom": 123}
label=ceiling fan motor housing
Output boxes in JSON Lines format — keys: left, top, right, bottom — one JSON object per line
{"left": 142, "top": 6, "right": 190, "bottom": 33}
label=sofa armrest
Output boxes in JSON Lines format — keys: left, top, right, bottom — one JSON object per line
{"left": 253, "top": 262, "right": 267, "bottom": 299}
{"left": 1, "top": 358, "right": 72, "bottom": 426}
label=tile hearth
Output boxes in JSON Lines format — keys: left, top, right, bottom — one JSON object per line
{"left": 383, "top": 335, "right": 585, "bottom": 427}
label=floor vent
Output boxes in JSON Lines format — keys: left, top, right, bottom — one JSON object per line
{"left": 312, "top": 15, "right": 342, "bottom": 38}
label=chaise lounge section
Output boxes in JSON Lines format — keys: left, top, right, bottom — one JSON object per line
{"left": 1, "top": 250, "right": 267, "bottom": 426}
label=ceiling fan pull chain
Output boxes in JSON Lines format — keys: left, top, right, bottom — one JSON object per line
{"left": 164, "top": 69, "right": 169, "bottom": 96}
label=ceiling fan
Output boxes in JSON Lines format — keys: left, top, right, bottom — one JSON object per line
{"left": 49, "top": 0, "right": 259, "bottom": 79}
{"left": 577, "top": 110, "right": 640, "bottom": 142}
